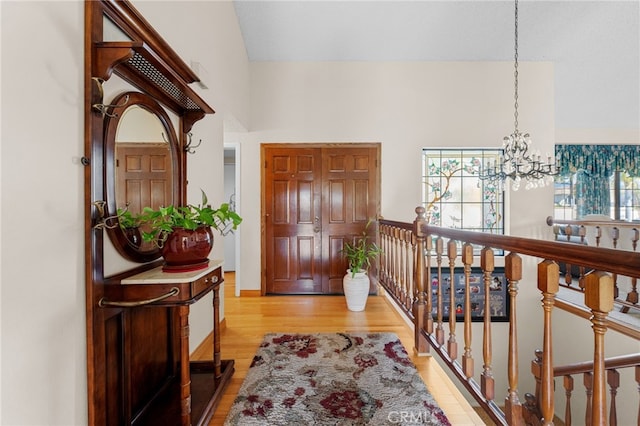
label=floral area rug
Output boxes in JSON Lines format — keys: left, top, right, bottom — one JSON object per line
{"left": 224, "top": 332, "right": 451, "bottom": 425}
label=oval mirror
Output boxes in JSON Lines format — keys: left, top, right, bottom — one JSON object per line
{"left": 104, "top": 91, "right": 180, "bottom": 262}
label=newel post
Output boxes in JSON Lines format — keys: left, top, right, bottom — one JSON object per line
{"left": 413, "top": 206, "right": 429, "bottom": 355}
{"left": 584, "top": 270, "right": 614, "bottom": 425}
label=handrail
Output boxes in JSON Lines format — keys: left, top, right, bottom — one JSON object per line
{"left": 546, "top": 216, "right": 640, "bottom": 230}
{"left": 418, "top": 222, "right": 640, "bottom": 279}
{"left": 553, "top": 353, "right": 640, "bottom": 377}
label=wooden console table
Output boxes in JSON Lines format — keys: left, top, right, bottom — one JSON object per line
{"left": 102, "top": 260, "right": 234, "bottom": 426}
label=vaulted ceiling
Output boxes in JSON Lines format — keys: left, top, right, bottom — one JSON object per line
{"left": 233, "top": 0, "right": 639, "bottom": 129}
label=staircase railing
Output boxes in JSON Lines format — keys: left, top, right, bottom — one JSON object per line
{"left": 530, "top": 352, "right": 640, "bottom": 426}
{"left": 546, "top": 216, "right": 639, "bottom": 317}
{"left": 378, "top": 207, "right": 640, "bottom": 425}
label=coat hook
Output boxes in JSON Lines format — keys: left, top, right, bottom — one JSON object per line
{"left": 92, "top": 93, "right": 130, "bottom": 118}
{"left": 92, "top": 200, "right": 124, "bottom": 230}
{"left": 184, "top": 132, "right": 202, "bottom": 154}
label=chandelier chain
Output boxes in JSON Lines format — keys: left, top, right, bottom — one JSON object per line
{"left": 513, "top": 0, "right": 519, "bottom": 132}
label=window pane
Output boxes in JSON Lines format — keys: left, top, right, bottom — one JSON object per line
{"left": 462, "top": 203, "right": 483, "bottom": 228}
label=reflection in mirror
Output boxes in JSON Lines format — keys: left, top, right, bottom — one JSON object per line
{"left": 104, "top": 92, "right": 180, "bottom": 263}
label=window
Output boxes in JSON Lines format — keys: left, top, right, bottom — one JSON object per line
{"left": 554, "top": 144, "right": 640, "bottom": 221}
{"left": 554, "top": 171, "right": 640, "bottom": 221}
{"left": 422, "top": 149, "right": 504, "bottom": 234}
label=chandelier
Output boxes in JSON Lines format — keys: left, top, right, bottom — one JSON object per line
{"left": 479, "top": 0, "right": 558, "bottom": 191}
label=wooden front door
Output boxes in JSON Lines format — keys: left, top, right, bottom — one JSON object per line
{"left": 263, "top": 144, "right": 380, "bottom": 295}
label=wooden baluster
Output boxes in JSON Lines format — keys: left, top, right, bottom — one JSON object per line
{"left": 394, "top": 228, "right": 400, "bottom": 298}
{"left": 579, "top": 225, "right": 587, "bottom": 244}
{"left": 385, "top": 226, "right": 392, "bottom": 291}
{"left": 435, "top": 237, "right": 445, "bottom": 346}
{"left": 538, "top": 259, "right": 559, "bottom": 425}
{"left": 405, "top": 230, "right": 412, "bottom": 308}
{"left": 611, "top": 228, "right": 620, "bottom": 299}
{"left": 585, "top": 270, "right": 615, "bottom": 425}
{"left": 578, "top": 226, "right": 587, "bottom": 288}
{"left": 447, "top": 239, "right": 458, "bottom": 360}
{"left": 401, "top": 229, "right": 408, "bottom": 303}
{"left": 379, "top": 225, "right": 386, "bottom": 282}
{"left": 564, "top": 375, "right": 574, "bottom": 426}
{"left": 412, "top": 207, "right": 428, "bottom": 354}
{"left": 481, "top": 247, "right": 495, "bottom": 402}
{"left": 595, "top": 226, "right": 602, "bottom": 247}
{"left": 399, "top": 229, "right": 404, "bottom": 301}
{"left": 584, "top": 372, "right": 593, "bottom": 426}
{"left": 425, "top": 235, "right": 433, "bottom": 334}
{"left": 398, "top": 229, "right": 407, "bottom": 303}
{"left": 505, "top": 252, "right": 523, "bottom": 425}
{"left": 383, "top": 225, "right": 390, "bottom": 287}
{"left": 462, "top": 243, "right": 474, "bottom": 379}
{"left": 622, "top": 228, "right": 639, "bottom": 313}
{"left": 410, "top": 232, "right": 416, "bottom": 309}
{"left": 403, "top": 231, "right": 411, "bottom": 310}
{"left": 607, "top": 369, "right": 619, "bottom": 426}
{"left": 564, "top": 225, "right": 574, "bottom": 286}
{"left": 393, "top": 228, "right": 400, "bottom": 297}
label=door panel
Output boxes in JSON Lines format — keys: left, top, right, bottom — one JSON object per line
{"left": 322, "top": 147, "right": 378, "bottom": 294}
{"left": 265, "top": 148, "right": 323, "bottom": 294}
{"left": 116, "top": 143, "right": 172, "bottom": 214}
{"left": 264, "top": 144, "right": 379, "bottom": 295}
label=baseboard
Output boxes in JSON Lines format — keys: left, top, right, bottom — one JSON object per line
{"left": 239, "top": 290, "right": 262, "bottom": 297}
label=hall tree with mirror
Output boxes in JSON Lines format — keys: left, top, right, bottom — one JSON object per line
{"left": 84, "top": 1, "right": 233, "bottom": 425}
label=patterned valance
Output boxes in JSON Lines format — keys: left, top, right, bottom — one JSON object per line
{"left": 555, "top": 145, "right": 640, "bottom": 177}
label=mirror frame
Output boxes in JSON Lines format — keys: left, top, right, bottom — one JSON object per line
{"left": 103, "top": 91, "right": 180, "bottom": 262}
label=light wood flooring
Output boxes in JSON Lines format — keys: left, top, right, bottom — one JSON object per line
{"left": 193, "top": 272, "right": 488, "bottom": 425}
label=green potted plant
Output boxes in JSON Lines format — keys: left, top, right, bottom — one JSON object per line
{"left": 135, "top": 190, "right": 242, "bottom": 271}
{"left": 341, "top": 223, "right": 382, "bottom": 311}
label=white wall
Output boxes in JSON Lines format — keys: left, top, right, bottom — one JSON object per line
{"left": 0, "top": 1, "right": 248, "bottom": 424}
{"left": 1, "top": 2, "right": 86, "bottom": 424}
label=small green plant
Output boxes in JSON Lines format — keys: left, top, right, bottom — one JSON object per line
{"left": 135, "top": 190, "right": 242, "bottom": 246}
{"left": 116, "top": 207, "right": 140, "bottom": 230}
{"left": 341, "top": 222, "right": 382, "bottom": 278}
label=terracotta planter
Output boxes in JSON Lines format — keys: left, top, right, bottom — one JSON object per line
{"left": 161, "top": 226, "right": 213, "bottom": 272}
{"left": 343, "top": 269, "right": 370, "bottom": 312}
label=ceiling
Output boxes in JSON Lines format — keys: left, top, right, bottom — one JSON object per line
{"left": 233, "top": 0, "right": 640, "bottom": 129}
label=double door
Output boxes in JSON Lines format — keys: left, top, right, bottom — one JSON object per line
{"left": 263, "top": 144, "right": 380, "bottom": 295}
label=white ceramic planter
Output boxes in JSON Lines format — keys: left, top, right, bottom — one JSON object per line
{"left": 343, "top": 269, "right": 370, "bottom": 312}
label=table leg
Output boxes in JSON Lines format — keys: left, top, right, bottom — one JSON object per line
{"left": 213, "top": 284, "right": 221, "bottom": 378}
{"left": 178, "top": 304, "right": 191, "bottom": 426}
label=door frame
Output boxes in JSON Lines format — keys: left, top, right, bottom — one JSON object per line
{"left": 260, "top": 142, "right": 381, "bottom": 295}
